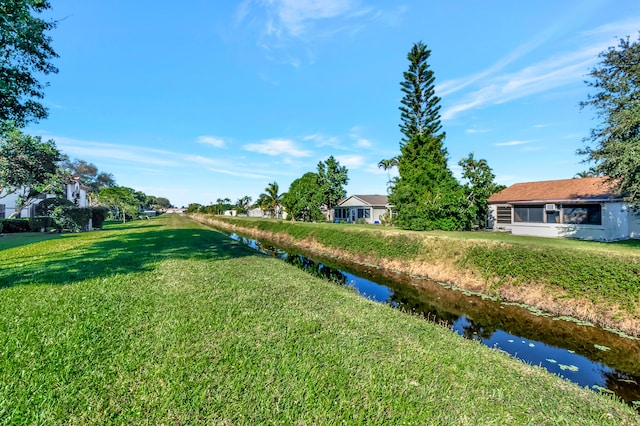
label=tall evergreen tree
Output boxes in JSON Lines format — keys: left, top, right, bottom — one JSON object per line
{"left": 390, "top": 42, "right": 470, "bottom": 230}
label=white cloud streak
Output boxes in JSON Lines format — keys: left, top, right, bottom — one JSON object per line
{"left": 335, "top": 154, "right": 364, "bottom": 168}
{"left": 494, "top": 140, "right": 530, "bottom": 147}
{"left": 197, "top": 136, "right": 225, "bottom": 148}
{"left": 440, "top": 17, "right": 640, "bottom": 121}
{"left": 244, "top": 138, "right": 312, "bottom": 157}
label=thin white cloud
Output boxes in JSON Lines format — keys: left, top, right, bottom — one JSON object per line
{"left": 244, "top": 138, "right": 312, "bottom": 157}
{"left": 437, "top": 21, "right": 562, "bottom": 97}
{"left": 495, "top": 140, "right": 530, "bottom": 147}
{"left": 465, "top": 128, "right": 491, "bottom": 134}
{"left": 303, "top": 133, "right": 340, "bottom": 147}
{"left": 335, "top": 154, "right": 364, "bottom": 168}
{"left": 235, "top": 0, "right": 386, "bottom": 64}
{"left": 355, "top": 138, "right": 372, "bottom": 148}
{"left": 197, "top": 136, "right": 225, "bottom": 148}
{"left": 209, "top": 168, "right": 269, "bottom": 179}
{"left": 182, "top": 154, "right": 227, "bottom": 167}
{"left": 276, "top": 0, "right": 356, "bottom": 37}
{"left": 440, "top": 16, "right": 640, "bottom": 121}
{"left": 53, "top": 137, "right": 181, "bottom": 167}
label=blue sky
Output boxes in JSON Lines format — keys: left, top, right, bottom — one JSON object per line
{"left": 30, "top": 1, "right": 640, "bottom": 208}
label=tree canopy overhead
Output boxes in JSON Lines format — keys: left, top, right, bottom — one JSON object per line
{"left": 579, "top": 35, "right": 640, "bottom": 207}
{"left": 0, "top": 0, "right": 59, "bottom": 126}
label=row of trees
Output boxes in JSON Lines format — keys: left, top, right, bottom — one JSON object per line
{"left": 281, "top": 156, "right": 348, "bottom": 222}
{"left": 188, "top": 156, "right": 349, "bottom": 223}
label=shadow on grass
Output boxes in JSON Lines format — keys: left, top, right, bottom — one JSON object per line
{"left": 0, "top": 232, "right": 62, "bottom": 251}
{"left": 0, "top": 226, "right": 258, "bottom": 289}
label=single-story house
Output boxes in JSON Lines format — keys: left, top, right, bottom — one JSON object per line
{"left": 487, "top": 176, "right": 640, "bottom": 241}
{"left": 334, "top": 195, "right": 390, "bottom": 224}
{"left": 0, "top": 178, "right": 90, "bottom": 219}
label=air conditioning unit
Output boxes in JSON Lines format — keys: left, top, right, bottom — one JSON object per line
{"left": 545, "top": 203, "right": 557, "bottom": 211}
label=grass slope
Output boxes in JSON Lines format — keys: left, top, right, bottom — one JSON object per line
{"left": 199, "top": 215, "right": 640, "bottom": 337}
{"left": 0, "top": 215, "right": 637, "bottom": 424}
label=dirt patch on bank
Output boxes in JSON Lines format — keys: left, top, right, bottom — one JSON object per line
{"left": 192, "top": 215, "right": 640, "bottom": 338}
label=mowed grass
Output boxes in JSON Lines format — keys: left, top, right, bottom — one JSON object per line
{"left": 0, "top": 215, "right": 637, "bottom": 424}
{"left": 204, "top": 216, "right": 640, "bottom": 320}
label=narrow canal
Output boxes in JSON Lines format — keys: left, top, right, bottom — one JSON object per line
{"left": 226, "top": 231, "right": 640, "bottom": 409}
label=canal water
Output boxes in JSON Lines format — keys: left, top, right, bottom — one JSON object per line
{"left": 227, "top": 232, "right": 640, "bottom": 409}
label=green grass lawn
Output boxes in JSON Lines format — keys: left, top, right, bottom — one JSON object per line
{"left": 202, "top": 215, "right": 640, "bottom": 336}
{"left": 0, "top": 215, "right": 637, "bottom": 424}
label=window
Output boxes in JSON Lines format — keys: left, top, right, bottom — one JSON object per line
{"left": 335, "top": 208, "right": 348, "bottom": 219}
{"left": 496, "top": 206, "right": 512, "bottom": 224}
{"left": 562, "top": 204, "right": 601, "bottom": 225}
{"left": 0, "top": 204, "right": 4, "bottom": 219}
{"left": 514, "top": 205, "right": 544, "bottom": 223}
{"left": 356, "top": 208, "right": 370, "bottom": 219}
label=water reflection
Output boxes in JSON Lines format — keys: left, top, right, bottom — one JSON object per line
{"left": 228, "top": 232, "right": 640, "bottom": 408}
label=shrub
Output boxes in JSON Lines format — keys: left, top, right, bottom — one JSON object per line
{"left": 91, "top": 207, "right": 109, "bottom": 229}
{"left": 0, "top": 221, "right": 3, "bottom": 233}
{"left": 0, "top": 218, "right": 30, "bottom": 233}
{"left": 52, "top": 207, "right": 92, "bottom": 232}
{"left": 35, "top": 197, "right": 74, "bottom": 216}
{"left": 28, "top": 216, "right": 54, "bottom": 231}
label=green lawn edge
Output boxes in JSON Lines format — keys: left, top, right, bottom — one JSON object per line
{"left": 0, "top": 214, "right": 637, "bottom": 424}
{"left": 200, "top": 214, "right": 640, "bottom": 337}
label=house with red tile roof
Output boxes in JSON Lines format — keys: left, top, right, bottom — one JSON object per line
{"left": 487, "top": 177, "right": 640, "bottom": 241}
{"left": 334, "top": 195, "right": 390, "bottom": 224}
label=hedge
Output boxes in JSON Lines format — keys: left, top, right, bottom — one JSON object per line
{"left": 91, "top": 207, "right": 109, "bottom": 229}
{"left": 28, "top": 216, "right": 55, "bottom": 232}
{"left": 0, "top": 219, "right": 30, "bottom": 233}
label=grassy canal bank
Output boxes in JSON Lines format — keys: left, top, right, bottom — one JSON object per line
{"left": 192, "top": 214, "right": 640, "bottom": 339}
{"left": 0, "top": 214, "right": 638, "bottom": 424}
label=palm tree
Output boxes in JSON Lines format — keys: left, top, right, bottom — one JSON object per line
{"left": 378, "top": 157, "right": 399, "bottom": 192}
{"left": 574, "top": 169, "right": 599, "bottom": 178}
{"left": 259, "top": 182, "right": 284, "bottom": 218}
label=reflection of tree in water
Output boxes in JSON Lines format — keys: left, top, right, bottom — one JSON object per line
{"left": 460, "top": 318, "right": 497, "bottom": 342}
{"left": 602, "top": 370, "right": 640, "bottom": 406}
{"left": 388, "top": 283, "right": 460, "bottom": 327}
{"left": 284, "top": 254, "right": 347, "bottom": 286}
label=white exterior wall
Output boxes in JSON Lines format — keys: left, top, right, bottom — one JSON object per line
{"left": 65, "top": 182, "right": 89, "bottom": 208}
{"left": 628, "top": 208, "right": 640, "bottom": 239}
{"left": 0, "top": 191, "right": 33, "bottom": 218}
{"left": 371, "top": 207, "right": 388, "bottom": 224}
{"left": 489, "top": 202, "right": 632, "bottom": 241}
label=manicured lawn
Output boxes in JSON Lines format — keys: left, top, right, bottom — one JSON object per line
{"left": 0, "top": 231, "right": 61, "bottom": 251}
{"left": 0, "top": 215, "right": 637, "bottom": 424}
{"left": 203, "top": 215, "right": 640, "bottom": 336}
